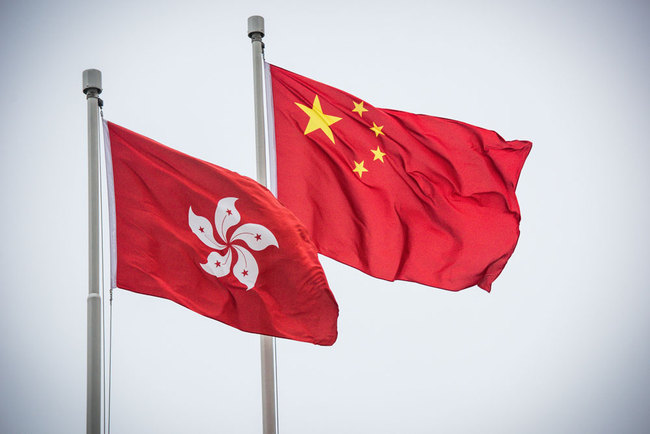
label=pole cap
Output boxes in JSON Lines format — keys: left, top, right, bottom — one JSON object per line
{"left": 247, "top": 15, "right": 265, "bottom": 38}
{"left": 83, "top": 69, "right": 102, "bottom": 94}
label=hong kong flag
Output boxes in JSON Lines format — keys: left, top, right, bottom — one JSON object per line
{"left": 267, "top": 64, "right": 532, "bottom": 292}
{"left": 104, "top": 121, "right": 338, "bottom": 345}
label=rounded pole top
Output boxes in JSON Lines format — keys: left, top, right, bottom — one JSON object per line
{"left": 248, "top": 15, "right": 265, "bottom": 38}
{"left": 83, "top": 69, "right": 102, "bottom": 95}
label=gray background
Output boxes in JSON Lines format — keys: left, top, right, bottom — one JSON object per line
{"left": 1, "top": 0, "right": 649, "bottom": 433}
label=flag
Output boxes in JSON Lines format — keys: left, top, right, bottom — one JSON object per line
{"left": 104, "top": 120, "right": 338, "bottom": 345}
{"left": 267, "top": 63, "right": 531, "bottom": 292}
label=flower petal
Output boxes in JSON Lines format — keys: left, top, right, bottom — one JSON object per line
{"left": 189, "top": 207, "right": 226, "bottom": 249}
{"left": 232, "top": 245, "right": 258, "bottom": 290}
{"left": 215, "top": 197, "right": 240, "bottom": 242}
{"left": 200, "top": 250, "right": 233, "bottom": 278}
{"left": 231, "top": 223, "right": 279, "bottom": 251}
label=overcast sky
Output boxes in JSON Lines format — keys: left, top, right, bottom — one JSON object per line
{"left": 1, "top": 0, "right": 649, "bottom": 433}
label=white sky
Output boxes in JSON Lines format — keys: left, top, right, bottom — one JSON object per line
{"left": 1, "top": 0, "right": 649, "bottom": 433}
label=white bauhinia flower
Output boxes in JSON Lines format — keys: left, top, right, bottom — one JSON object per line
{"left": 189, "top": 197, "right": 278, "bottom": 290}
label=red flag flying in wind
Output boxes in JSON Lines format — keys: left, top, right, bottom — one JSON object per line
{"left": 267, "top": 64, "right": 531, "bottom": 292}
{"left": 104, "top": 121, "right": 338, "bottom": 345}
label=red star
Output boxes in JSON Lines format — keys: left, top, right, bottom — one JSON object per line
{"left": 226, "top": 209, "right": 232, "bottom": 215}
{"left": 242, "top": 269, "right": 248, "bottom": 276}
{"left": 215, "top": 261, "right": 221, "bottom": 267}
{"left": 255, "top": 234, "right": 262, "bottom": 241}
{"left": 199, "top": 226, "right": 205, "bottom": 233}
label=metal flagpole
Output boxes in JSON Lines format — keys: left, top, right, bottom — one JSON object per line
{"left": 83, "top": 68, "right": 103, "bottom": 434}
{"left": 248, "top": 15, "right": 279, "bottom": 434}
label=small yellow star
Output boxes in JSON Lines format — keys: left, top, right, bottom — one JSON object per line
{"left": 352, "top": 160, "right": 368, "bottom": 178}
{"left": 370, "top": 122, "right": 385, "bottom": 137}
{"left": 352, "top": 101, "right": 368, "bottom": 117}
{"left": 371, "top": 146, "right": 386, "bottom": 163}
{"left": 295, "top": 95, "right": 342, "bottom": 143}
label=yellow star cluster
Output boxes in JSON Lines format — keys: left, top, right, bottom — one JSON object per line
{"left": 350, "top": 101, "right": 387, "bottom": 178}
{"left": 294, "top": 95, "right": 388, "bottom": 179}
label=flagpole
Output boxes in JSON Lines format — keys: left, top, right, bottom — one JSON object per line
{"left": 83, "top": 69, "right": 103, "bottom": 434}
{"left": 248, "top": 15, "right": 279, "bottom": 434}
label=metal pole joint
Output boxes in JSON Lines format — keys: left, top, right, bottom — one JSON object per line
{"left": 83, "top": 69, "right": 103, "bottom": 97}
{"left": 247, "top": 15, "right": 265, "bottom": 39}
{"left": 247, "top": 16, "right": 265, "bottom": 49}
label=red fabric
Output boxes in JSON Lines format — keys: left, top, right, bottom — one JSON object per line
{"left": 106, "top": 121, "right": 338, "bottom": 345}
{"left": 269, "top": 64, "right": 531, "bottom": 292}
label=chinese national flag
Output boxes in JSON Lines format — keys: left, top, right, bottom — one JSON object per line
{"left": 104, "top": 121, "right": 338, "bottom": 345}
{"left": 268, "top": 64, "right": 531, "bottom": 292}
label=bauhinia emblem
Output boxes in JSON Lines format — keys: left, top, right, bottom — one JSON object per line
{"left": 189, "top": 197, "right": 278, "bottom": 290}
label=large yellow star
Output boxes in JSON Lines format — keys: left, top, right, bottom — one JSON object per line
{"left": 352, "top": 101, "right": 368, "bottom": 117}
{"left": 352, "top": 160, "right": 368, "bottom": 178}
{"left": 295, "top": 95, "right": 342, "bottom": 143}
{"left": 370, "top": 122, "right": 385, "bottom": 137}
{"left": 371, "top": 146, "right": 386, "bottom": 163}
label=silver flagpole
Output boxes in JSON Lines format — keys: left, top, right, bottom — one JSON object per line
{"left": 248, "top": 15, "right": 279, "bottom": 434}
{"left": 83, "top": 68, "right": 102, "bottom": 434}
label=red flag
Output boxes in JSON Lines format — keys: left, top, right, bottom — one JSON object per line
{"left": 268, "top": 64, "right": 531, "bottom": 292}
{"left": 104, "top": 121, "right": 338, "bottom": 345}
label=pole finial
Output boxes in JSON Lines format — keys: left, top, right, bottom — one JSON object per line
{"left": 83, "top": 69, "right": 103, "bottom": 95}
{"left": 247, "top": 15, "right": 265, "bottom": 39}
